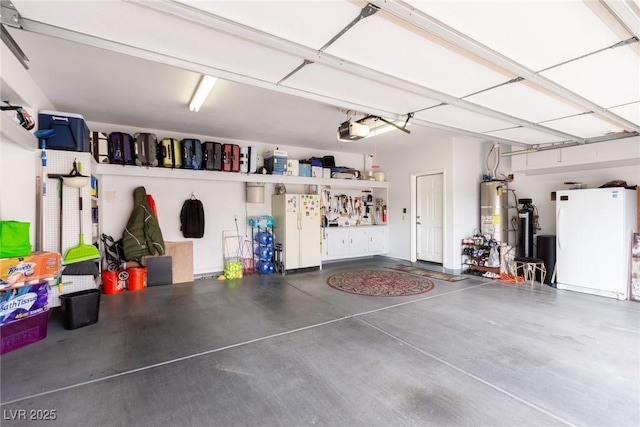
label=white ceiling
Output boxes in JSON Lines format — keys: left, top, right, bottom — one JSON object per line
{"left": 2, "top": 0, "right": 639, "bottom": 155}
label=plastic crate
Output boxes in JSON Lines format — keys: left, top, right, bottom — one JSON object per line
{"left": 1, "top": 310, "right": 48, "bottom": 354}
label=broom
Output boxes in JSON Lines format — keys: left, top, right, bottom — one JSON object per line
{"left": 48, "top": 172, "right": 99, "bottom": 277}
{"left": 62, "top": 160, "right": 101, "bottom": 267}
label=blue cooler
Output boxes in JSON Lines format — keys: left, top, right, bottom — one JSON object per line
{"left": 38, "top": 110, "right": 90, "bottom": 152}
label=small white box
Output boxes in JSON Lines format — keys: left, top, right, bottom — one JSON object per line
{"left": 323, "top": 168, "right": 332, "bottom": 178}
{"left": 286, "top": 159, "right": 299, "bottom": 176}
{"left": 312, "top": 166, "right": 323, "bottom": 178}
{"left": 264, "top": 149, "right": 287, "bottom": 158}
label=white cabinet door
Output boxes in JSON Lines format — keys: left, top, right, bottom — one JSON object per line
{"left": 325, "top": 228, "right": 349, "bottom": 260}
{"left": 368, "top": 227, "right": 387, "bottom": 254}
{"left": 348, "top": 228, "right": 369, "bottom": 256}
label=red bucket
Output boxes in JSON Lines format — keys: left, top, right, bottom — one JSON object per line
{"left": 101, "top": 270, "right": 126, "bottom": 294}
{"left": 125, "top": 267, "right": 147, "bottom": 291}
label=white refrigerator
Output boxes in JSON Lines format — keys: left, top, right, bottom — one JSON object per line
{"left": 272, "top": 194, "right": 321, "bottom": 270}
{"left": 556, "top": 188, "right": 637, "bottom": 300}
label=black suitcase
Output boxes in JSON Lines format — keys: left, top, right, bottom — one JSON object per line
{"left": 181, "top": 139, "right": 203, "bottom": 170}
{"left": 133, "top": 133, "right": 158, "bottom": 167}
{"left": 203, "top": 141, "right": 223, "bottom": 171}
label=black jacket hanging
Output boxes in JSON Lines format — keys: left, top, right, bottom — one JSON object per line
{"left": 180, "top": 195, "right": 205, "bottom": 238}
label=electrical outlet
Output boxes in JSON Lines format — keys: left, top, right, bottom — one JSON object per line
{"left": 233, "top": 214, "right": 238, "bottom": 221}
{"left": 507, "top": 174, "right": 514, "bottom": 182}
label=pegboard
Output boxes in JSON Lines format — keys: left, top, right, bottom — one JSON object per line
{"left": 48, "top": 275, "right": 97, "bottom": 308}
{"left": 40, "top": 151, "right": 94, "bottom": 256}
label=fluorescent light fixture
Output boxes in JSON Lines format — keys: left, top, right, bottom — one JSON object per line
{"left": 501, "top": 148, "right": 539, "bottom": 157}
{"left": 189, "top": 75, "right": 217, "bottom": 112}
{"left": 365, "top": 120, "right": 409, "bottom": 138}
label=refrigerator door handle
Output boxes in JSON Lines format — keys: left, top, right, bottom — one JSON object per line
{"left": 557, "top": 208, "right": 564, "bottom": 249}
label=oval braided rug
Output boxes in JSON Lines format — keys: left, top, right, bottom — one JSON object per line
{"left": 327, "top": 270, "right": 435, "bottom": 297}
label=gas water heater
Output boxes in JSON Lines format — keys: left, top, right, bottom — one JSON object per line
{"left": 480, "top": 181, "right": 508, "bottom": 244}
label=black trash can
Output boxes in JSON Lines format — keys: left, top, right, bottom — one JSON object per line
{"left": 59, "top": 289, "right": 101, "bottom": 330}
{"left": 536, "top": 235, "right": 556, "bottom": 285}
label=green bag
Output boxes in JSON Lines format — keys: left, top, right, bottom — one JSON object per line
{"left": 0, "top": 221, "right": 32, "bottom": 258}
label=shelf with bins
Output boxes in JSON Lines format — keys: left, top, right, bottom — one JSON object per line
{"left": 461, "top": 239, "right": 500, "bottom": 275}
{"left": 95, "top": 163, "right": 389, "bottom": 188}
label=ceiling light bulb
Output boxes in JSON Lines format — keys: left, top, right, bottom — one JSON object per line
{"left": 189, "top": 75, "right": 217, "bottom": 112}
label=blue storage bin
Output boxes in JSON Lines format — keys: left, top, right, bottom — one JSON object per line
{"left": 38, "top": 110, "right": 90, "bottom": 152}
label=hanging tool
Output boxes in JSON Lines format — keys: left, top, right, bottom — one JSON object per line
{"left": 62, "top": 160, "right": 101, "bottom": 265}
{"left": 34, "top": 129, "right": 55, "bottom": 251}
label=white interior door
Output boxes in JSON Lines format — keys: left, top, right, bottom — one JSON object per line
{"left": 417, "top": 173, "right": 443, "bottom": 263}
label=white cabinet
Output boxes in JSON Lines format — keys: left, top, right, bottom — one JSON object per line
{"left": 324, "top": 228, "right": 349, "bottom": 259}
{"left": 368, "top": 226, "right": 387, "bottom": 254}
{"left": 323, "top": 226, "right": 387, "bottom": 261}
{"left": 510, "top": 138, "right": 640, "bottom": 174}
{"left": 348, "top": 228, "right": 369, "bottom": 256}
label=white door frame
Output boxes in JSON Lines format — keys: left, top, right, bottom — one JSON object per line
{"left": 410, "top": 169, "right": 446, "bottom": 263}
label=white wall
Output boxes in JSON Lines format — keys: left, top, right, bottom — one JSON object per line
{"left": 91, "top": 122, "right": 363, "bottom": 275}
{"left": 375, "top": 128, "right": 484, "bottom": 270}
{"left": 507, "top": 163, "right": 639, "bottom": 236}
{"left": 0, "top": 141, "right": 37, "bottom": 226}
{"left": 451, "top": 138, "right": 488, "bottom": 265}
{"left": 1, "top": 42, "right": 55, "bottom": 247}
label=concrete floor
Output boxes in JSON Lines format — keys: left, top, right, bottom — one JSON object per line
{"left": 1, "top": 257, "right": 638, "bottom": 426}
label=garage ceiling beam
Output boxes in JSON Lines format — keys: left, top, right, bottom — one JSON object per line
{"left": 18, "top": 17, "right": 531, "bottom": 148}
{"left": 124, "top": 0, "right": 582, "bottom": 145}
{"left": 371, "top": 0, "right": 640, "bottom": 134}
{"left": 600, "top": 0, "right": 640, "bottom": 41}
{"left": 133, "top": 0, "right": 584, "bottom": 144}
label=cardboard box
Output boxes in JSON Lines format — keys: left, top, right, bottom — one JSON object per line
{"left": 0, "top": 282, "right": 48, "bottom": 324}
{"left": 323, "top": 168, "right": 332, "bottom": 178}
{"left": 264, "top": 149, "right": 287, "bottom": 158}
{"left": 1, "top": 310, "right": 48, "bottom": 354}
{"left": 264, "top": 156, "right": 287, "bottom": 174}
{"left": 312, "top": 166, "right": 323, "bottom": 178}
{"left": 0, "top": 252, "right": 60, "bottom": 290}
{"left": 128, "top": 241, "right": 194, "bottom": 284}
{"left": 299, "top": 164, "right": 311, "bottom": 177}
{"left": 286, "top": 159, "right": 299, "bottom": 176}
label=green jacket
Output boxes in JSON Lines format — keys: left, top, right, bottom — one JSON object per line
{"left": 122, "top": 187, "right": 165, "bottom": 260}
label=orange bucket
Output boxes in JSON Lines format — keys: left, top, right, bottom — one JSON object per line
{"left": 101, "top": 270, "right": 125, "bottom": 294}
{"left": 125, "top": 267, "right": 147, "bottom": 291}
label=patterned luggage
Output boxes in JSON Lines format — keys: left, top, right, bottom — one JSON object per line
{"left": 159, "top": 138, "right": 182, "bottom": 168}
{"left": 134, "top": 133, "right": 158, "bottom": 167}
{"left": 107, "top": 132, "right": 135, "bottom": 165}
{"left": 181, "top": 139, "right": 203, "bottom": 170}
